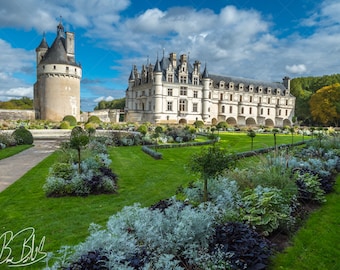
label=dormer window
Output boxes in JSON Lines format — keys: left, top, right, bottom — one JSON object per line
{"left": 229, "top": 82, "right": 234, "bottom": 90}
{"left": 239, "top": 83, "right": 244, "bottom": 91}
{"left": 258, "top": 86, "right": 263, "bottom": 93}
{"left": 219, "top": 81, "right": 225, "bottom": 88}
{"left": 267, "top": 87, "right": 272, "bottom": 94}
{"left": 249, "top": 85, "right": 254, "bottom": 92}
{"left": 276, "top": 89, "right": 280, "bottom": 95}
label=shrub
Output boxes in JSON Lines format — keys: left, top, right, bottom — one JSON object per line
{"left": 295, "top": 172, "right": 326, "bottom": 203}
{"left": 240, "top": 186, "right": 293, "bottom": 236}
{"left": 0, "top": 132, "right": 16, "bottom": 147}
{"left": 209, "top": 222, "right": 273, "bottom": 270}
{"left": 59, "top": 121, "right": 70, "bottom": 129}
{"left": 87, "top": 115, "right": 101, "bottom": 124}
{"left": 62, "top": 115, "right": 77, "bottom": 126}
{"left": 12, "top": 126, "right": 33, "bottom": 145}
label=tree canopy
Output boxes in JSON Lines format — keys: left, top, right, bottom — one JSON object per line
{"left": 309, "top": 83, "right": 340, "bottom": 126}
{"left": 0, "top": 97, "right": 33, "bottom": 109}
{"left": 94, "top": 98, "right": 125, "bottom": 110}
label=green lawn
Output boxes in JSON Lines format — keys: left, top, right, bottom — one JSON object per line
{"left": 270, "top": 175, "right": 340, "bottom": 270}
{"left": 0, "top": 144, "right": 32, "bottom": 160}
{"left": 0, "top": 132, "right": 309, "bottom": 269}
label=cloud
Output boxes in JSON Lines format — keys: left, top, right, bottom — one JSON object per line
{"left": 285, "top": 64, "right": 307, "bottom": 74}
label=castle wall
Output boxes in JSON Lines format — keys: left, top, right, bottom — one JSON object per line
{"left": 36, "top": 73, "right": 80, "bottom": 122}
{"left": 0, "top": 110, "right": 35, "bottom": 120}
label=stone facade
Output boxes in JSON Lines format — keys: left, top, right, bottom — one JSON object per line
{"left": 34, "top": 21, "right": 82, "bottom": 122}
{"left": 125, "top": 52, "right": 296, "bottom": 127}
{"left": 0, "top": 109, "right": 35, "bottom": 121}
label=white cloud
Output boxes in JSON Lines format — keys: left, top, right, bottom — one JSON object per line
{"left": 285, "top": 64, "right": 307, "bottom": 74}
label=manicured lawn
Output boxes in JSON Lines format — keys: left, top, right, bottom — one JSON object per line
{"left": 0, "top": 132, "right": 309, "bottom": 269}
{"left": 0, "top": 144, "right": 32, "bottom": 160}
{"left": 270, "top": 175, "right": 340, "bottom": 270}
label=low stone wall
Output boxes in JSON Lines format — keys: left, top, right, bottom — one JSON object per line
{"left": 0, "top": 109, "right": 35, "bottom": 120}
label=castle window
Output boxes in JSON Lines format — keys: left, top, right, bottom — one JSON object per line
{"left": 229, "top": 106, "right": 233, "bottom": 113}
{"left": 239, "top": 95, "right": 243, "bottom": 102}
{"left": 268, "top": 98, "right": 270, "bottom": 104}
{"left": 180, "top": 87, "right": 187, "bottom": 95}
{"left": 277, "top": 99, "right": 280, "bottom": 105}
{"left": 277, "top": 89, "right": 280, "bottom": 95}
{"left": 193, "top": 90, "right": 198, "bottom": 98}
{"left": 66, "top": 66, "right": 69, "bottom": 72}
{"left": 286, "top": 99, "right": 288, "bottom": 106}
{"left": 259, "top": 87, "right": 263, "bottom": 93}
{"left": 209, "top": 92, "right": 211, "bottom": 99}
{"left": 167, "top": 101, "right": 173, "bottom": 111}
{"left": 179, "top": 99, "right": 187, "bottom": 112}
{"left": 53, "top": 65, "right": 56, "bottom": 70}
{"left": 43, "top": 65, "right": 45, "bottom": 70}
{"left": 220, "top": 93, "right": 223, "bottom": 100}
{"left": 193, "top": 77, "right": 199, "bottom": 85}
{"left": 267, "top": 88, "right": 272, "bottom": 94}
{"left": 286, "top": 110, "right": 288, "bottom": 116}
{"left": 239, "top": 83, "right": 244, "bottom": 91}
{"left": 249, "top": 85, "right": 254, "bottom": 92}
{"left": 168, "top": 74, "right": 173, "bottom": 83}
{"left": 259, "top": 97, "right": 262, "bottom": 103}
{"left": 168, "top": 89, "right": 173, "bottom": 96}
{"left": 229, "top": 82, "right": 234, "bottom": 90}
{"left": 222, "top": 105, "right": 225, "bottom": 113}
{"left": 279, "top": 109, "right": 281, "bottom": 116}
{"left": 241, "top": 107, "right": 244, "bottom": 114}
{"left": 148, "top": 102, "right": 151, "bottom": 110}
{"left": 193, "top": 103, "right": 198, "bottom": 112}
{"left": 267, "top": 108, "right": 270, "bottom": 115}
{"left": 249, "top": 107, "right": 252, "bottom": 114}
{"left": 230, "top": 94, "right": 233, "bottom": 101}
{"left": 180, "top": 76, "right": 187, "bottom": 83}
{"left": 249, "top": 96, "right": 253, "bottom": 102}
{"left": 261, "top": 108, "right": 263, "bottom": 115}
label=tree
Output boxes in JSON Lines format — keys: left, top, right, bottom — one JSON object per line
{"left": 70, "top": 126, "right": 89, "bottom": 173}
{"left": 247, "top": 129, "right": 256, "bottom": 150}
{"left": 188, "top": 146, "right": 235, "bottom": 202}
{"left": 309, "top": 83, "right": 340, "bottom": 126}
{"left": 272, "top": 128, "right": 279, "bottom": 152}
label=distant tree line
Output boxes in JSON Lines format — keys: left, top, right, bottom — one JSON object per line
{"left": 94, "top": 98, "right": 125, "bottom": 110}
{"left": 0, "top": 97, "right": 33, "bottom": 109}
{"left": 291, "top": 74, "right": 340, "bottom": 126}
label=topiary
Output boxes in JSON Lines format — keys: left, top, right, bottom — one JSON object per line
{"left": 87, "top": 115, "right": 101, "bottom": 124}
{"left": 12, "top": 126, "right": 33, "bottom": 145}
{"left": 62, "top": 115, "right": 77, "bottom": 126}
{"left": 59, "top": 121, "right": 70, "bottom": 129}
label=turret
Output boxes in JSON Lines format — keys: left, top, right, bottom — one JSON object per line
{"left": 202, "top": 64, "right": 210, "bottom": 121}
{"left": 35, "top": 35, "right": 48, "bottom": 65}
{"left": 153, "top": 58, "right": 163, "bottom": 120}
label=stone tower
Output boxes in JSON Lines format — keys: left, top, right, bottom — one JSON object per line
{"left": 34, "top": 21, "right": 82, "bottom": 121}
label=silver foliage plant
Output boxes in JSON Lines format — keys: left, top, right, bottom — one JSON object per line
{"left": 46, "top": 198, "right": 229, "bottom": 269}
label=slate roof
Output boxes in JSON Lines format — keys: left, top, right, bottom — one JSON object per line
{"left": 38, "top": 23, "right": 79, "bottom": 66}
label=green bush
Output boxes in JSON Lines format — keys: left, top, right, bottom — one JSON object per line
{"left": 240, "top": 186, "right": 293, "bottom": 236}
{"left": 11, "top": 126, "right": 33, "bottom": 145}
{"left": 87, "top": 115, "right": 101, "bottom": 124}
{"left": 59, "top": 121, "right": 70, "bottom": 129}
{"left": 62, "top": 115, "right": 77, "bottom": 126}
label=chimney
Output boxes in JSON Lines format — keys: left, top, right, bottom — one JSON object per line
{"left": 170, "top": 52, "right": 177, "bottom": 69}
{"left": 283, "top": 76, "right": 290, "bottom": 91}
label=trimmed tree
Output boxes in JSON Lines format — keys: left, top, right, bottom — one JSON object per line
{"left": 70, "top": 126, "right": 89, "bottom": 173}
{"left": 188, "top": 145, "right": 235, "bottom": 202}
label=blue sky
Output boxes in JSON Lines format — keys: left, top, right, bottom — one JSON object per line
{"left": 0, "top": 0, "right": 339, "bottom": 111}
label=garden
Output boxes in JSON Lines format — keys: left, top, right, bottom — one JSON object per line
{"left": 0, "top": 124, "right": 339, "bottom": 269}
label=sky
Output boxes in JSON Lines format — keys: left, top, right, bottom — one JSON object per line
{"left": 0, "top": 0, "right": 339, "bottom": 111}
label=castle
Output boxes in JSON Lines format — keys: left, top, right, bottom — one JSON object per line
{"left": 125, "top": 52, "right": 296, "bottom": 127}
{"left": 34, "top": 21, "right": 82, "bottom": 122}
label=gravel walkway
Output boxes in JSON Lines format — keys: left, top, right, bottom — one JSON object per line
{"left": 0, "top": 140, "right": 59, "bottom": 192}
